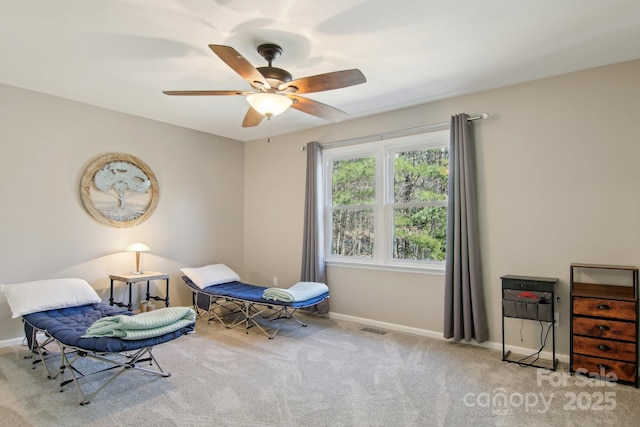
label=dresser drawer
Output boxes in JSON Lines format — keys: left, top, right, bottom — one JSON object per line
{"left": 573, "top": 316, "right": 637, "bottom": 342}
{"left": 573, "top": 335, "right": 636, "bottom": 362}
{"left": 573, "top": 297, "right": 637, "bottom": 321}
{"left": 572, "top": 353, "right": 636, "bottom": 383}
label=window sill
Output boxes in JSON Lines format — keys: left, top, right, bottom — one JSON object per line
{"left": 326, "top": 259, "right": 445, "bottom": 275}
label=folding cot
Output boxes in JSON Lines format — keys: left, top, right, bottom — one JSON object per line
{"left": 1, "top": 278, "right": 194, "bottom": 405}
{"left": 181, "top": 264, "right": 329, "bottom": 339}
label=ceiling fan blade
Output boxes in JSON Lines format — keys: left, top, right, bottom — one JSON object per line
{"left": 280, "top": 69, "right": 366, "bottom": 94}
{"left": 209, "top": 44, "right": 271, "bottom": 90}
{"left": 287, "top": 95, "right": 348, "bottom": 121}
{"left": 163, "top": 90, "right": 248, "bottom": 96}
{"left": 242, "top": 107, "right": 265, "bottom": 127}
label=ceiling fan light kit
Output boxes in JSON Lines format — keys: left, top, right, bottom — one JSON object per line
{"left": 163, "top": 43, "right": 366, "bottom": 128}
{"left": 246, "top": 93, "right": 293, "bottom": 117}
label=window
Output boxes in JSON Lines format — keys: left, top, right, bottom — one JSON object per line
{"left": 324, "top": 129, "right": 449, "bottom": 269}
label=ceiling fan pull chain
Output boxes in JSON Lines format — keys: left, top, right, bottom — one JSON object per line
{"left": 267, "top": 116, "right": 272, "bottom": 143}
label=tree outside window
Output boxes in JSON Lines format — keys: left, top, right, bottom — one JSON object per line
{"left": 330, "top": 157, "right": 375, "bottom": 257}
{"left": 391, "top": 147, "right": 448, "bottom": 261}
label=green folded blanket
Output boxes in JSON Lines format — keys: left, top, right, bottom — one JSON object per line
{"left": 263, "top": 281, "right": 328, "bottom": 302}
{"left": 83, "top": 306, "right": 196, "bottom": 340}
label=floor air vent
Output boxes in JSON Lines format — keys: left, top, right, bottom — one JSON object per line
{"left": 361, "top": 327, "right": 387, "bottom": 335}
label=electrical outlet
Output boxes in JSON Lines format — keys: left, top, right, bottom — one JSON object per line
{"left": 273, "top": 277, "right": 278, "bottom": 287}
{"left": 554, "top": 312, "right": 559, "bottom": 327}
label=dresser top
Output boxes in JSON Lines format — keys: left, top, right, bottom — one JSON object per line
{"left": 571, "top": 263, "right": 638, "bottom": 271}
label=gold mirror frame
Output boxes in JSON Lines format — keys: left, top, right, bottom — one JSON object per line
{"left": 80, "top": 153, "right": 159, "bottom": 228}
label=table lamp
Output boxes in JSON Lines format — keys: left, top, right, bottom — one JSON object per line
{"left": 125, "top": 243, "right": 150, "bottom": 274}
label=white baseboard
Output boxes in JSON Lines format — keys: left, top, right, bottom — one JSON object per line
{"left": 0, "top": 337, "right": 25, "bottom": 348}
{"left": 328, "top": 312, "right": 569, "bottom": 364}
{"left": 329, "top": 312, "right": 444, "bottom": 340}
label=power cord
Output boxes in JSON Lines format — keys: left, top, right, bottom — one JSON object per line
{"left": 516, "top": 320, "right": 552, "bottom": 367}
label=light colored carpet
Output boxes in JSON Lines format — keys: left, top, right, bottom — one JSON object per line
{"left": 0, "top": 313, "right": 639, "bottom": 426}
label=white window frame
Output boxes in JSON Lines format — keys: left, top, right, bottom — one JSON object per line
{"left": 323, "top": 129, "right": 449, "bottom": 272}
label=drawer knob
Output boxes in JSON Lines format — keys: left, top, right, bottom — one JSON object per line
{"left": 597, "top": 325, "right": 610, "bottom": 331}
{"left": 597, "top": 304, "right": 611, "bottom": 310}
{"left": 597, "top": 344, "right": 610, "bottom": 351}
{"left": 597, "top": 363, "right": 609, "bottom": 370}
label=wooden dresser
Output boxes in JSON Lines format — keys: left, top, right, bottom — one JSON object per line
{"left": 570, "top": 263, "right": 639, "bottom": 387}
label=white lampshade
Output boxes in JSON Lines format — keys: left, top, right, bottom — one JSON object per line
{"left": 246, "top": 93, "right": 293, "bottom": 117}
{"left": 125, "top": 243, "right": 150, "bottom": 274}
{"left": 125, "top": 243, "right": 150, "bottom": 252}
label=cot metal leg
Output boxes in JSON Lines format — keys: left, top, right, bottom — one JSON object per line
{"left": 192, "top": 290, "right": 241, "bottom": 328}
{"left": 226, "top": 302, "right": 277, "bottom": 339}
{"left": 55, "top": 343, "right": 172, "bottom": 405}
{"left": 24, "top": 322, "right": 61, "bottom": 379}
{"left": 266, "top": 307, "right": 308, "bottom": 327}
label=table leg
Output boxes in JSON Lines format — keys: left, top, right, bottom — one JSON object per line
{"left": 164, "top": 278, "right": 170, "bottom": 307}
{"left": 127, "top": 282, "right": 133, "bottom": 311}
{"left": 109, "top": 279, "right": 115, "bottom": 306}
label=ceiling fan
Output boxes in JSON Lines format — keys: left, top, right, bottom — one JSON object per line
{"left": 163, "top": 43, "right": 367, "bottom": 127}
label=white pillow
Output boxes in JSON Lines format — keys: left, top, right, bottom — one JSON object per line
{"left": 1, "top": 278, "right": 102, "bottom": 318}
{"left": 180, "top": 264, "right": 240, "bottom": 289}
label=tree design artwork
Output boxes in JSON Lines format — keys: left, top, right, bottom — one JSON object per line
{"left": 93, "top": 161, "right": 151, "bottom": 221}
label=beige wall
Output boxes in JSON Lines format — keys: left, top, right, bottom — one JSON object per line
{"left": 2, "top": 60, "right": 639, "bottom": 356}
{"left": 244, "top": 59, "right": 640, "bottom": 355}
{"left": 0, "top": 84, "right": 244, "bottom": 342}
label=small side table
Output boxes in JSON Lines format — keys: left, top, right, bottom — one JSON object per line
{"left": 501, "top": 274, "right": 558, "bottom": 370}
{"left": 109, "top": 271, "right": 170, "bottom": 311}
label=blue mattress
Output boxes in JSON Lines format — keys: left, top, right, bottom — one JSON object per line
{"left": 183, "top": 277, "right": 329, "bottom": 308}
{"left": 23, "top": 303, "right": 194, "bottom": 353}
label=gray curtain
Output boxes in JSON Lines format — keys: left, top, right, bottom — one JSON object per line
{"left": 443, "top": 114, "right": 489, "bottom": 342}
{"left": 300, "top": 141, "right": 328, "bottom": 314}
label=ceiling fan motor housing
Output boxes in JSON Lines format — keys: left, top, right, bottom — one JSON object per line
{"left": 257, "top": 66, "right": 292, "bottom": 89}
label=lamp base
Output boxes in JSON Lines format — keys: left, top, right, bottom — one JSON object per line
{"left": 132, "top": 252, "right": 144, "bottom": 275}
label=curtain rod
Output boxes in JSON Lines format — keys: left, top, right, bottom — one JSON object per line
{"left": 302, "top": 113, "right": 489, "bottom": 150}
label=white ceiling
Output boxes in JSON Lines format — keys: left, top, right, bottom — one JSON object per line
{"left": 2, "top": 0, "right": 640, "bottom": 142}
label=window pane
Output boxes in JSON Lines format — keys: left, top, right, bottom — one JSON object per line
{"left": 394, "top": 147, "right": 448, "bottom": 203}
{"left": 393, "top": 206, "right": 447, "bottom": 261}
{"left": 331, "top": 208, "right": 374, "bottom": 257}
{"left": 332, "top": 157, "right": 375, "bottom": 205}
